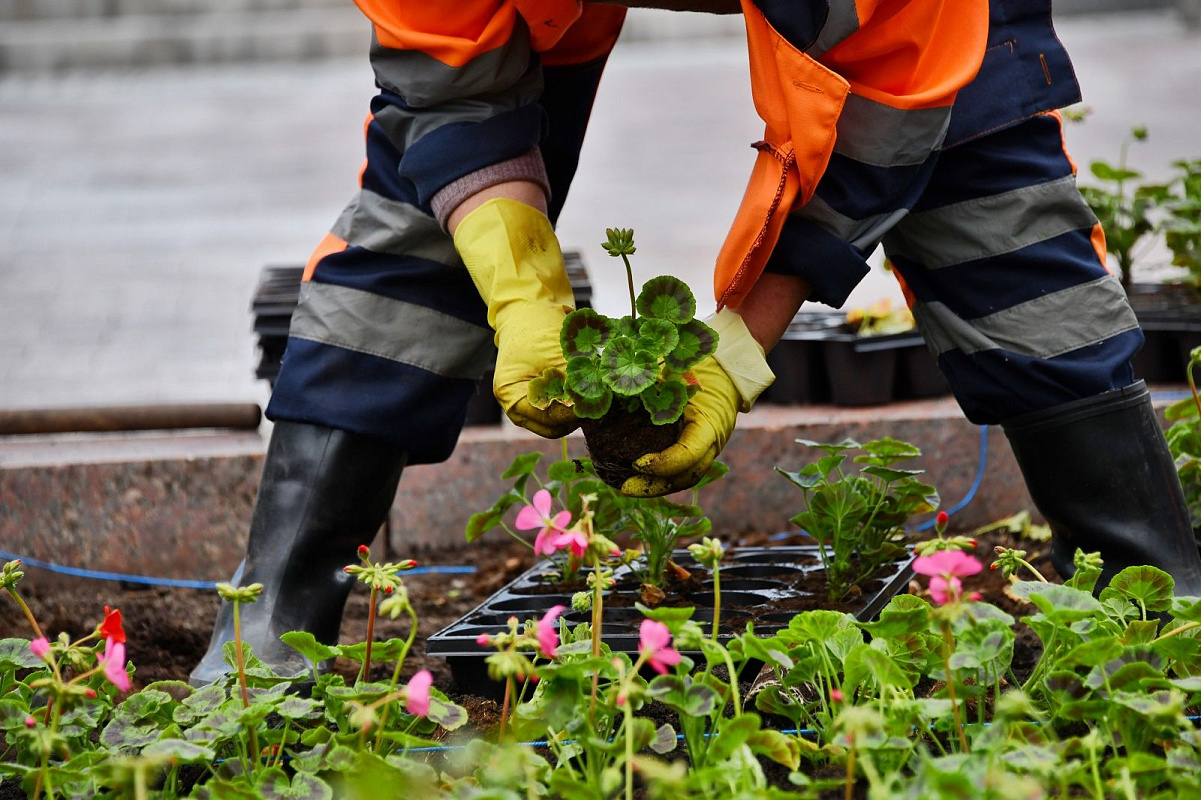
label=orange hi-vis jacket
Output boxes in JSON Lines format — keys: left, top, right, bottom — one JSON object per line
{"left": 349, "top": 0, "right": 1078, "bottom": 308}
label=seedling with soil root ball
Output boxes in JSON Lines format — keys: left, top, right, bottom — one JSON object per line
{"left": 527, "top": 228, "right": 719, "bottom": 487}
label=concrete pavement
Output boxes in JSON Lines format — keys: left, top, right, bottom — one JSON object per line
{"left": 2, "top": 9, "right": 1199, "bottom": 414}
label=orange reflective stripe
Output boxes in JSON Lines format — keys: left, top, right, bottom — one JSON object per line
{"left": 1043, "top": 109, "right": 1079, "bottom": 175}
{"left": 714, "top": 0, "right": 850, "bottom": 310}
{"left": 541, "top": 3, "right": 624, "bottom": 66}
{"left": 822, "top": 0, "right": 988, "bottom": 111}
{"left": 357, "top": 0, "right": 580, "bottom": 66}
{"left": 357, "top": 0, "right": 515, "bottom": 67}
{"left": 303, "top": 233, "right": 349, "bottom": 282}
{"left": 889, "top": 259, "right": 917, "bottom": 309}
{"left": 1091, "top": 223, "right": 1109, "bottom": 273}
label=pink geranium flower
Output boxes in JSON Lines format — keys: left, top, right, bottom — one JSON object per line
{"left": 638, "top": 619, "right": 681, "bottom": 675}
{"left": 516, "top": 490, "right": 572, "bottom": 557}
{"left": 405, "top": 669, "right": 433, "bottom": 717}
{"left": 29, "top": 638, "right": 50, "bottom": 661}
{"left": 537, "top": 605, "right": 565, "bottom": 659}
{"left": 913, "top": 551, "right": 983, "bottom": 605}
{"left": 553, "top": 528, "right": 589, "bottom": 559}
{"left": 100, "top": 639, "right": 130, "bottom": 692}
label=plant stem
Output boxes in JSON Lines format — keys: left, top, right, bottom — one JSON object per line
{"left": 232, "top": 601, "right": 250, "bottom": 709}
{"left": 361, "top": 587, "right": 378, "bottom": 685}
{"left": 134, "top": 765, "right": 148, "bottom": 800}
{"left": 844, "top": 732, "right": 855, "bottom": 800}
{"left": 376, "top": 604, "right": 421, "bottom": 751}
{"left": 589, "top": 552, "right": 604, "bottom": 716}
{"left": 624, "top": 698, "right": 635, "bottom": 800}
{"left": 500, "top": 676, "right": 513, "bottom": 743}
{"left": 6, "top": 586, "right": 46, "bottom": 641}
{"left": 940, "top": 623, "right": 968, "bottom": 753}
{"left": 621, "top": 254, "right": 637, "bottom": 318}
{"left": 711, "top": 562, "right": 722, "bottom": 641}
{"left": 1153, "top": 620, "right": 1201, "bottom": 643}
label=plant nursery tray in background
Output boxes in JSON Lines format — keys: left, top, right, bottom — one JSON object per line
{"left": 428, "top": 544, "right": 914, "bottom": 694}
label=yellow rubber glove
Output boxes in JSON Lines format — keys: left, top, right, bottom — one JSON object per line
{"left": 621, "top": 308, "right": 775, "bottom": 497}
{"left": 453, "top": 198, "right": 579, "bottom": 438}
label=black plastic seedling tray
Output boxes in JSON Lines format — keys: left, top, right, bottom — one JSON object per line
{"left": 429, "top": 545, "right": 914, "bottom": 693}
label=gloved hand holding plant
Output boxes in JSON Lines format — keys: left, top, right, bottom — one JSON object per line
{"left": 453, "top": 198, "right": 581, "bottom": 439}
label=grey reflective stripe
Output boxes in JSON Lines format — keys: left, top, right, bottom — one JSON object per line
{"left": 916, "top": 275, "right": 1139, "bottom": 359}
{"left": 289, "top": 281, "right": 495, "bottom": 380}
{"left": 885, "top": 175, "right": 1099, "bottom": 270}
{"left": 331, "top": 189, "right": 461, "bottom": 266}
{"left": 796, "top": 195, "right": 909, "bottom": 251}
{"left": 368, "top": 22, "right": 543, "bottom": 154}
{"left": 372, "top": 69, "right": 544, "bottom": 155}
{"left": 808, "top": 0, "right": 860, "bottom": 58}
{"left": 370, "top": 23, "right": 532, "bottom": 107}
{"left": 834, "top": 94, "right": 950, "bottom": 167}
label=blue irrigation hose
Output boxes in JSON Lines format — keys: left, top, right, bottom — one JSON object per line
{"left": 0, "top": 548, "right": 475, "bottom": 589}
{"left": 913, "top": 424, "right": 989, "bottom": 533}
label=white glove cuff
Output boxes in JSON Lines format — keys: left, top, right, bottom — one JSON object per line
{"left": 706, "top": 308, "right": 775, "bottom": 412}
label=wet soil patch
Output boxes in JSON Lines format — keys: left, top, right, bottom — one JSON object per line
{"left": 580, "top": 404, "right": 682, "bottom": 488}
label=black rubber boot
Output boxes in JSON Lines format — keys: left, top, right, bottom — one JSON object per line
{"left": 1003, "top": 380, "right": 1201, "bottom": 595}
{"left": 189, "top": 421, "right": 406, "bottom": 686}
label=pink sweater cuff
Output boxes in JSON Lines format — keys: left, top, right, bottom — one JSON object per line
{"left": 431, "top": 149, "right": 552, "bottom": 231}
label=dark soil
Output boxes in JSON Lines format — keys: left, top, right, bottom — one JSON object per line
{"left": 581, "top": 403, "right": 683, "bottom": 488}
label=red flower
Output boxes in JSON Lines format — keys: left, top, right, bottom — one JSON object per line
{"left": 936, "top": 511, "right": 949, "bottom": 527}
{"left": 99, "top": 606, "right": 125, "bottom": 644}
{"left": 357, "top": 544, "right": 370, "bottom": 557}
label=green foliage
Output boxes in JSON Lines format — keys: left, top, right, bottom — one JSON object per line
{"left": 1166, "top": 346, "right": 1201, "bottom": 532}
{"left": 463, "top": 449, "right": 724, "bottom": 590}
{"left": 533, "top": 229, "right": 717, "bottom": 426}
{"left": 776, "top": 437, "right": 939, "bottom": 601}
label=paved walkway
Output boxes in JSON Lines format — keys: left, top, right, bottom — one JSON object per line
{"left": 2, "top": 10, "right": 1199, "bottom": 413}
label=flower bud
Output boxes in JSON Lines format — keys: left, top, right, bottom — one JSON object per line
{"left": 358, "top": 544, "right": 370, "bottom": 558}
{"left": 23, "top": 716, "right": 35, "bottom": 728}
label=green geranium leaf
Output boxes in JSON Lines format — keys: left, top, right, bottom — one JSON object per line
{"left": 561, "top": 308, "right": 612, "bottom": 358}
{"left": 748, "top": 728, "right": 802, "bottom": 771}
{"left": 527, "top": 367, "right": 569, "bottom": 410}
{"left": 636, "top": 317, "right": 680, "bottom": 358}
{"left": 502, "top": 452, "right": 543, "bottom": 480}
{"left": 601, "top": 338, "right": 658, "bottom": 396}
{"left": 1100, "top": 565, "right": 1176, "bottom": 612}
{"left": 797, "top": 438, "right": 861, "bottom": 455}
{"left": 280, "top": 631, "right": 337, "bottom": 667}
{"left": 637, "top": 275, "right": 696, "bottom": 323}
{"left": 665, "top": 319, "right": 718, "bottom": 372}
{"left": 651, "top": 723, "right": 677, "bottom": 754}
{"left": 1091, "top": 161, "right": 1141, "bottom": 182}
{"left": 612, "top": 315, "right": 639, "bottom": 338}
{"left": 566, "top": 356, "right": 608, "bottom": 400}
{"left": 568, "top": 385, "right": 612, "bottom": 419}
{"left": 142, "top": 738, "right": 216, "bottom": 764}
{"left": 0, "top": 638, "right": 45, "bottom": 670}
{"left": 426, "top": 693, "right": 468, "bottom": 730}
{"left": 256, "top": 766, "right": 333, "bottom": 800}
{"left": 640, "top": 380, "right": 688, "bottom": 425}
{"left": 465, "top": 491, "right": 523, "bottom": 542}
{"left": 1011, "top": 581, "right": 1102, "bottom": 621}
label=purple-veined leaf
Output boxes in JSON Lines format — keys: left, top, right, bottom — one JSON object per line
{"left": 527, "top": 367, "right": 570, "bottom": 410}
{"left": 560, "top": 308, "right": 612, "bottom": 358}
{"left": 637, "top": 276, "right": 696, "bottom": 323}
{"left": 601, "top": 338, "right": 658, "bottom": 396}
{"left": 640, "top": 380, "right": 688, "bottom": 425}
{"left": 665, "top": 319, "right": 718, "bottom": 371}
{"left": 568, "top": 385, "right": 613, "bottom": 419}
